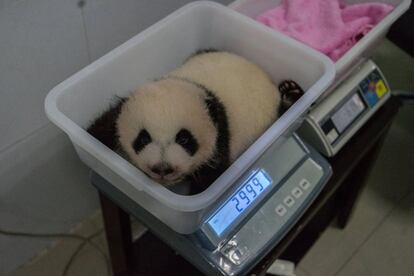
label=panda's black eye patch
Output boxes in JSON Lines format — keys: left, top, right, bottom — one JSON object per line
{"left": 176, "top": 128, "right": 198, "bottom": 156}
{"left": 133, "top": 129, "right": 152, "bottom": 153}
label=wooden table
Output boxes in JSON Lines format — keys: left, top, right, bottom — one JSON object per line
{"left": 93, "top": 97, "right": 401, "bottom": 276}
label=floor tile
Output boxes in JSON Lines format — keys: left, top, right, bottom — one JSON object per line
{"left": 296, "top": 266, "right": 311, "bottom": 276}
{"left": 83, "top": 211, "right": 147, "bottom": 249}
{"left": 131, "top": 218, "right": 148, "bottom": 241}
{"left": 89, "top": 231, "right": 110, "bottom": 256}
{"left": 10, "top": 240, "right": 84, "bottom": 276}
{"left": 8, "top": 213, "right": 148, "bottom": 276}
{"left": 11, "top": 218, "right": 103, "bottom": 276}
{"left": 88, "top": 210, "right": 105, "bottom": 230}
{"left": 336, "top": 188, "right": 414, "bottom": 276}
{"left": 299, "top": 104, "right": 414, "bottom": 276}
{"left": 299, "top": 185, "right": 395, "bottom": 276}
{"left": 268, "top": 259, "right": 299, "bottom": 276}
{"left": 65, "top": 234, "right": 110, "bottom": 276}
{"left": 10, "top": 220, "right": 110, "bottom": 276}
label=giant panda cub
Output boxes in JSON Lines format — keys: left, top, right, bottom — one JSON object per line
{"left": 88, "top": 50, "right": 303, "bottom": 194}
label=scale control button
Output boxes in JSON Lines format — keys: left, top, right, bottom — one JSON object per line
{"left": 275, "top": 204, "right": 287, "bottom": 217}
{"left": 292, "top": 187, "right": 303, "bottom": 199}
{"left": 283, "top": 196, "right": 295, "bottom": 207}
{"left": 299, "top": 179, "right": 311, "bottom": 190}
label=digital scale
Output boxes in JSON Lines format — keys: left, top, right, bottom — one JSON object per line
{"left": 92, "top": 58, "right": 392, "bottom": 276}
{"left": 92, "top": 133, "right": 332, "bottom": 276}
{"left": 190, "top": 134, "right": 331, "bottom": 275}
{"left": 298, "top": 60, "right": 391, "bottom": 156}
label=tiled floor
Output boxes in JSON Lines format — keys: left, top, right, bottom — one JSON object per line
{"left": 10, "top": 210, "right": 148, "bottom": 276}
{"left": 10, "top": 39, "right": 414, "bottom": 276}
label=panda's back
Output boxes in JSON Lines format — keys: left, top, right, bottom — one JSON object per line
{"left": 170, "top": 51, "right": 281, "bottom": 161}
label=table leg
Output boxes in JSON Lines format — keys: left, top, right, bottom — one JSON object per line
{"left": 336, "top": 132, "right": 388, "bottom": 229}
{"left": 99, "top": 192, "right": 134, "bottom": 276}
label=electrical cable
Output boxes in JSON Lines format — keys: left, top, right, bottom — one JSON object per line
{"left": 0, "top": 227, "right": 110, "bottom": 276}
{"left": 392, "top": 90, "right": 414, "bottom": 104}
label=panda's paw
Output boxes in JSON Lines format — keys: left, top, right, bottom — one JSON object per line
{"left": 278, "top": 80, "right": 305, "bottom": 115}
{"left": 279, "top": 80, "right": 304, "bottom": 101}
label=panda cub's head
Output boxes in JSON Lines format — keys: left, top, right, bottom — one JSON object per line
{"left": 116, "top": 79, "right": 218, "bottom": 186}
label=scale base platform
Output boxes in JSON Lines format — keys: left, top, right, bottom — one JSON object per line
{"left": 92, "top": 134, "right": 331, "bottom": 276}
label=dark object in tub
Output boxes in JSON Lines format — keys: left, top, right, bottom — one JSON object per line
{"left": 87, "top": 97, "right": 126, "bottom": 150}
{"left": 192, "top": 48, "right": 219, "bottom": 56}
{"left": 278, "top": 80, "right": 305, "bottom": 115}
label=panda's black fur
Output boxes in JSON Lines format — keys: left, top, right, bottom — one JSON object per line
{"left": 87, "top": 97, "right": 126, "bottom": 151}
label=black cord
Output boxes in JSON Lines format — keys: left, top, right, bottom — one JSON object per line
{"left": 392, "top": 90, "right": 414, "bottom": 104}
{"left": 0, "top": 227, "right": 110, "bottom": 276}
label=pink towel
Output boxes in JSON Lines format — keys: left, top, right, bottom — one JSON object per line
{"left": 256, "top": 0, "right": 394, "bottom": 61}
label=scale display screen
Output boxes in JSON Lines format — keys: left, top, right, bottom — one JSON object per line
{"left": 207, "top": 169, "right": 272, "bottom": 236}
{"left": 331, "top": 93, "right": 366, "bottom": 133}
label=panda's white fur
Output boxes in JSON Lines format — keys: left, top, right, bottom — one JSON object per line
{"left": 116, "top": 51, "right": 281, "bottom": 190}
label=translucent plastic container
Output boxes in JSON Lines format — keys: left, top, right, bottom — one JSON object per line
{"left": 45, "top": 1, "right": 335, "bottom": 234}
{"left": 230, "top": 0, "right": 411, "bottom": 78}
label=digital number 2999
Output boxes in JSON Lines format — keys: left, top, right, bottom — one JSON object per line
{"left": 231, "top": 176, "right": 266, "bottom": 213}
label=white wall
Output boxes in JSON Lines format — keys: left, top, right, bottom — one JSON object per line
{"left": 0, "top": 0, "right": 232, "bottom": 274}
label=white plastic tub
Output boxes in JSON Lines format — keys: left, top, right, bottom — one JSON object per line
{"left": 230, "top": 0, "right": 411, "bottom": 78}
{"left": 45, "top": 1, "right": 335, "bottom": 234}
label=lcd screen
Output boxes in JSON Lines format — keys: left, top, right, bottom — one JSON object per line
{"left": 207, "top": 169, "right": 272, "bottom": 236}
{"left": 331, "top": 93, "right": 365, "bottom": 133}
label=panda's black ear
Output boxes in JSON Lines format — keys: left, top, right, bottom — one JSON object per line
{"left": 87, "top": 97, "right": 126, "bottom": 150}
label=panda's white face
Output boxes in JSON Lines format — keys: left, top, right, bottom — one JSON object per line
{"left": 116, "top": 79, "right": 217, "bottom": 186}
